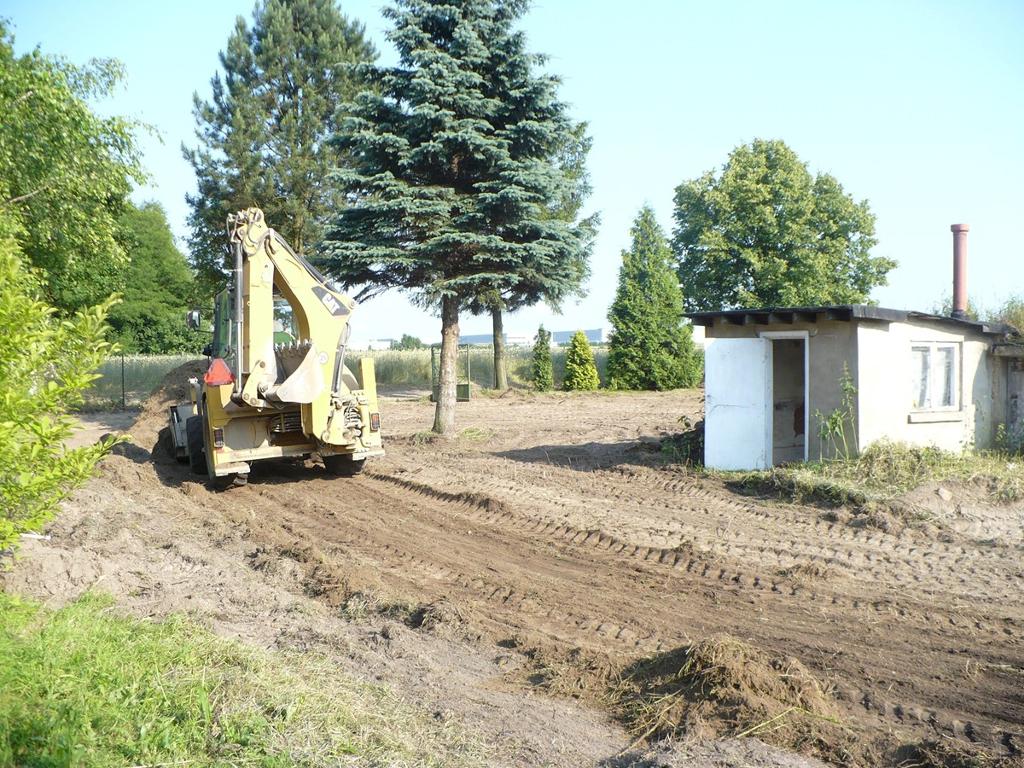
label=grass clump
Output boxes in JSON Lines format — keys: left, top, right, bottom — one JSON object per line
{"left": 737, "top": 441, "right": 1024, "bottom": 511}
{"left": 0, "top": 592, "right": 482, "bottom": 767}
{"left": 612, "top": 636, "right": 854, "bottom": 764}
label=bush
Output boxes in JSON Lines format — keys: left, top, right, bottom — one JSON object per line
{"left": 563, "top": 330, "right": 600, "bottom": 391}
{"left": 532, "top": 325, "right": 553, "bottom": 391}
{"left": 0, "top": 216, "right": 122, "bottom": 551}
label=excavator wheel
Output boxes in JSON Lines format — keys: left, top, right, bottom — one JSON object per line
{"left": 324, "top": 454, "right": 365, "bottom": 477}
{"left": 185, "top": 416, "right": 208, "bottom": 475}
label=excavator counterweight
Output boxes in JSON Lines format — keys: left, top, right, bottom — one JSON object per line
{"left": 169, "top": 207, "right": 384, "bottom": 484}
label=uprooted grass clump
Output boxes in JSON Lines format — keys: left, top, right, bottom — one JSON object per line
{"left": 897, "top": 739, "right": 1024, "bottom": 768}
{"left": 735, "top": 441, "right": 1024, "bottom": 513}
{"left": 611, "top": 636, "right": 856, "bottom": 764}
{"left": 0, "top": 592, "right": 482, "bottom": 767}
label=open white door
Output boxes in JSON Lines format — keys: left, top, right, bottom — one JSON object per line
{"left": 704, "top": 337, "right": 771, "bottom": 470}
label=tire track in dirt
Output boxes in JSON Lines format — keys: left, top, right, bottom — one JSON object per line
{"left": 414, "top": 458, "right": 1024, "bottom": 606}
{"left": 217, "top": 466, "right": 1023, "bottom": 757}
{"left": 366, "top": 471, "right": 1023, "bottom": 640}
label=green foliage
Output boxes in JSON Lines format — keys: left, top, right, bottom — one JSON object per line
{"left": 673, "top": 139, "right": 893, "bottom": 311}
{"left": 0, "top": 592, "right": 483, "bottom": 766}
{"left": 108, "top": 202, "right": 202, "bottom": 354}
{"left": 323, "top": 0, "right": 593, "bottom": 318}
{"left": 814, "top": 363, "right": 858, "bottom": 461}
{"left": 608, "top": 206, "right": 702, "bottom": 390}
{"left": 392, "top": 334, "right": 425, "bottom": 351}
{"left": 0, "top": 22, "right": 145, "bottom": 313}
{"left": 989, "top": 295, "right": 1024, "bottom": 332}
{"left": 532, "top": 326, "right": 553, "bottom": 392}
{"left": 563, "top": 331, "right": 600, "bottom": 391}
{"left": 0, "top": 214, "right": 122, "bottom": 551}
{"left": 185, "top": 0, "right": 377, "bottom": 295}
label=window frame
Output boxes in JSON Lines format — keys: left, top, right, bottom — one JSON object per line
{"left": 909, "top": 340, "right": 961, "bottom": 413}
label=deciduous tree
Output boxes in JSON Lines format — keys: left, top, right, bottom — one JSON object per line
{"left": 608, "top": 206, "right": 700, "bottom": 390}
{"left": 673, "top": 139, "right": 892, "bottom": 311}
{"left": 0, "top": 23, "right": 144, "bottom": 313}
{"left": 323, "top": 0, "right": 592, "bottom": 433}
{"left": 184, "top": 0, "right": 376, "bottom": 295}
{"left": 109, "top": 202, "right": 202, "bottom": 354}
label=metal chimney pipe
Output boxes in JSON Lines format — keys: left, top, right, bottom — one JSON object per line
{"left": 950, "top": 223, "right": 969, "bottom": 319}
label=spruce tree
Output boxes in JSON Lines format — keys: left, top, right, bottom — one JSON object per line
{"left": 608, "top": 206, "right": 700, "bottom": 390}
{"left": 184, "top": 0, "right": 375, "bottom": 295}
{"left": 472, "top": 122, "right": 598, "bottom": 389}
{"left": 531, "top": 325, "right": 552, "bottom": 392}
{"left": 322, "top": 0, "right": 592, "bottom": 434}
{"left": 563, "top": 331, "right": 600, "bottom": 391}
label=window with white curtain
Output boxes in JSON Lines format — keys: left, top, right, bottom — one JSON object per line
{"left": 910, "top": 342, "right": 959, "bottom": 410}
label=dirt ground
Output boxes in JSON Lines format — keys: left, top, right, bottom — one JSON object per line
{"left": 4, "top": 373, "right": 1023, "bottom": 766}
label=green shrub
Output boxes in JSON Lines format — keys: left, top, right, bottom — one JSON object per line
{"left": 0, "top": 216, "right": 123, "bottom": 551}
{"left": 0, "top": 592, "right": 481, "bottom": 766}
{"left": 532, "top": 325, "right": 553, "bottom": 391}
{"left": 563, "top": 330, "right": 600, "bottom": 391}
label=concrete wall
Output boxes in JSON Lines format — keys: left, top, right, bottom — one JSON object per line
{"left": 856, "top": 319, "right": 1001, "bottom": 451}
{"left": 705, "top": 318, "right": 857, "bottom": 460}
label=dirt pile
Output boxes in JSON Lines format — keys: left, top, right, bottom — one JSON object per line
{"left": 612, "top": 637, "right": 855, "bottom": 764}
{"left": 128, "top": 359, "right": 207, "bottom": 448}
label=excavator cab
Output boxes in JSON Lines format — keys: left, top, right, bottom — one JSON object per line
{"left": 169, "top": 207, "right": 384, "bottom": 485}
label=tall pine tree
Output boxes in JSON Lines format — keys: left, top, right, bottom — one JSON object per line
{"left": 608, "top": 206, "right": 700, "bottom": 390}
{"left": 184, "top": 0, "right": 376, "bottom": 295}
{"left": 323, "top": 0, "right": 591, "bottom": 434}
{"left": 472, "top": 121, "right": 597, "bottom": 390}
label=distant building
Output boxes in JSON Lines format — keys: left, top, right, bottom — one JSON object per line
{"left": 551, "top": 328, "right": 607, "bottom": 345}
{"left": 352, "top": 337, "right": 399, "bottom": 354}
{"left": 458, "top": 333, "right": 534, "bottom": 347}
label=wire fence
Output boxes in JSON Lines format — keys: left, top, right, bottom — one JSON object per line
{"left": 79, "top": 346, "right": 612, "bottom": 410}
{"left": 79, "top": 354, "right": 201, "bottom": 411}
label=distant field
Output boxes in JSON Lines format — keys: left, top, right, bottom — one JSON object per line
{"left": 81, "top": 347, "right": 611, "bottom": 408}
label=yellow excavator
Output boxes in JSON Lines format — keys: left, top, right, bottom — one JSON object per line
{"left": 169, "top": 207, "right": 384, "bottom": 485}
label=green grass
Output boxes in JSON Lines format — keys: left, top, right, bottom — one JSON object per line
{"left": 0, "top": 592, "right": 483, "bottom": 767}
{"left": 734, "top": 440, "right": 1024, "bottom": 510}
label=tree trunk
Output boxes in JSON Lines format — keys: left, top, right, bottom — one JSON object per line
{"left": 492, "top": 306, "right": 508, "bottom": 390}
{"left": 432, "top": 295, "right": 460, "bottom": 435}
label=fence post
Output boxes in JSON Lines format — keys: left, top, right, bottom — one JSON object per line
{"left": 120, "top": 353, "right": 126, "bottom": 409}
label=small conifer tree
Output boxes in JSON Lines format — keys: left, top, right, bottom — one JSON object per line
{"left": 608, "top": 206, "right": 701, "bottom": 390}
{"left": 532, "top": 326, "right": 553, "bottom": 392}
{"left": 563, "top": 330, "right": 600, "bottom": 391}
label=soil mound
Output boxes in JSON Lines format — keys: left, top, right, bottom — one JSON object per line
{"left": 613, "top": 637, "right": 854, "bottom": 763}
{"left": 129, "top": 358, "right": 207, "bottom": 449}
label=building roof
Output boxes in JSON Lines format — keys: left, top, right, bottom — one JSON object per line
{"left": 686, "top": 304, "right": 1018, "bottom": 338}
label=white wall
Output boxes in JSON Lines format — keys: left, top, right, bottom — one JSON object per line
{"left": 856, "top": 319, "right": 997, "bottom": 452}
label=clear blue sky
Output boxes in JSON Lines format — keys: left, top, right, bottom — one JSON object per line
{"left": 6, "top": 0, "right": 1023, "bottom": 343}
